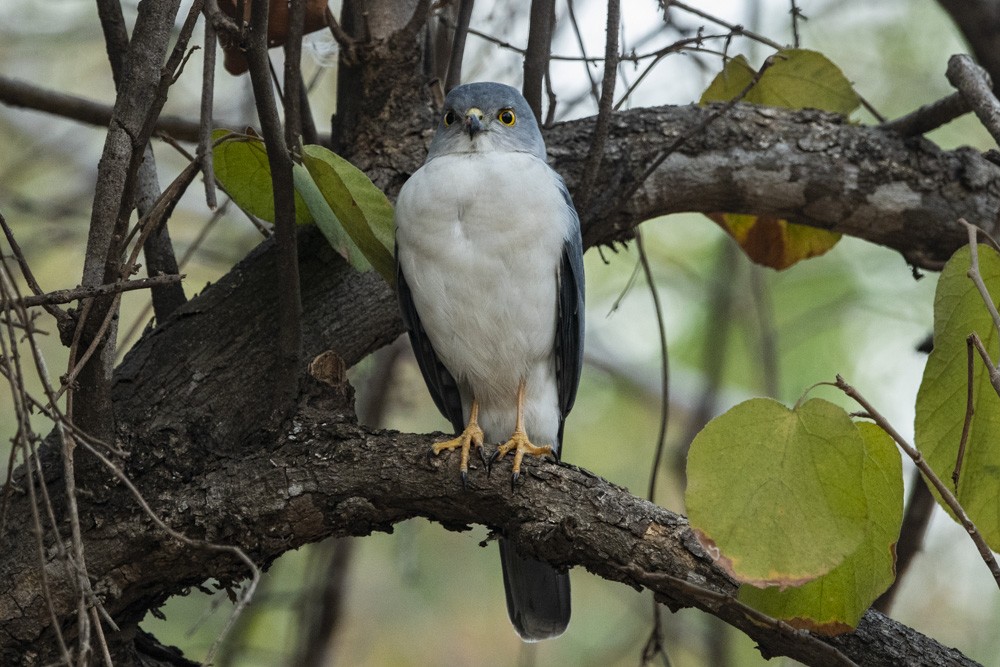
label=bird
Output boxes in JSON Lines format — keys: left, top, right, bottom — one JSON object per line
{"left": 394, "top": 81, "right": 585, "bottom": 641}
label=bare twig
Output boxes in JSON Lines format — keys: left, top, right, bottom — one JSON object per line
{"left": 636, "top": 228, "right": 675, "bottom": 667}
{"left": 835, "top": 375, "right": 1000, "bottom": 589}
{"left": 284, "top": 0, "right": 306, "bottom": 150}
{"left": 970, "top": 332, "right": 1000, "bottom": 395}
{"left": 625, "top": 565, "right": 858, "bottom": 667}
{"left": 566, "top": 0, "right": 600, "bottom": 104}
{"left": 0, "top": 259, "right": 72, "bottom": 663}
{"left": 0, "top": 213, "right": 72, "bottom": 332}
{"left": 635, "top": 231, "right": 670, "bottom": 503}
{"left": 324, "top": 5, "right": 357, "bottom": 66}
{"left": 73, "top": 433, "right": 260, "bottom": 664}
{"left": 880, "top": 92, "right": 970, "bottom": 137}
{"left": 959, "top": 218, "right": 1000, "bottom": 335}
{"left": 523, "top": 0, "right": 555, "bottom": 121}
{"left": 5, "top": 274, "right": 184, "bottom": 309}
{"left": 246, "top": 0, "right": 303, "bottom": 408}
{"left": 789, "top": 0, "right": 805, "bottom": 48}
{"left": 947, "top": 53, "right": 1000, "bottom": 146}
{"left": 874, "top": 472, "right": 934, "bottom": 613}
{"left": 0, "top": 74, "right": 209, "bottom": 143}
{"left": 614, "top": 32, "right": 724, "bottom": 111}
{"left": 136, "top": 145, "right": 187, "bottom": 322}
{"left": 444, "top": 0, "right": 474, "bottom": 91}
{"left": 666, "top": 1, "right": 784, "bottom": 51}
{"left": 578, "top": 0, "right": 621, "bottom": 212}
{"left": 201, "top": 10, "right": 219, "bottom": 209}
{"left": 614, "top": 55, "right": 780, "bottom": 216}
{"left": 749, "top": 265, "right": 779, "bottom": 397}
{"left": 954, "top": 335, "right": 977, "bottom": 486}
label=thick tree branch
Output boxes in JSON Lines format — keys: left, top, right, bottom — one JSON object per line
{"left": 0, "top": 354, "right": 977, "bottom": 666}
{"left": 0, "top": 214, "right": 983, "bottom": 664}
{"left": 4, "top": 73, "right": 994, "bottom": 267}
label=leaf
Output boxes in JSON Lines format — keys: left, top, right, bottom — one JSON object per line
{"left": 685, "top": 397, "right": 868, "bottom": 588}
{"left": 737, "top": 422, "right": 902, "bottom": 635}
{"left": 292, "top": 164, "right": 370, "bottom": 272}
{"left": 700, "top": 50, "right": 860, "bottom": 113}
{"left": 707, "top": 213, "right": 842, "bottom": 270}
{"left": 301, "top": 144, "right": 396, "bottom": 284}
{"left": 915, "top": 244, "right": 1000, "bottom": 550}
{"left": 211, "top": 129, "right": 313, "bottom": 225}
{"left": 699, "top": 49, "right": 859, "bottom": 269}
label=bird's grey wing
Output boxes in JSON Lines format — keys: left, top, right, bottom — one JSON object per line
{"left": 554, "top": 181, "right": 586, "bottom": 453}
{"left": 396, "top": 253, "right": 465, "bottom": 433}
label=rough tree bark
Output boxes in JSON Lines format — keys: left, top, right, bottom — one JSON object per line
{"left": 1, "top": 2, "right": 997, "bottom": 666}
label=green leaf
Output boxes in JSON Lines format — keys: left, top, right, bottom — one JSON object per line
{"left": 700, "top": 49, "right": 860, "bottom": 114}
{"left": 211, "top": 129, "right": 313, "bottom": 225}
{"left": 737, "top": 422, "right": 902, "bottom": 635}
{"left": 915, "top": 244, "right": 1000, "bottom": 549}
{"left": 686, "top": 397, "right": 868, "bottom": 587}
{"left": 301, "top": 144, "right": 395, "bottom": 284}
{"left": 699, "top": 49, "right": 859, "bottom": 268}
{"left": 292, "top": 164, "right": 370, "bottom": 272}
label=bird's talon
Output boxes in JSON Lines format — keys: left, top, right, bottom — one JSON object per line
{"left": 511, "top": 470, "right": 520, "bottom": 491}
{"left": 461, "top": 469, "right": 468, "bottom": 489}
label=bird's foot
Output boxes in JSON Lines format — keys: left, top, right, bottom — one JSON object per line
{"left": 488, "top": 430, "right": 553, "bottom": 490}
{"left": 432, "top": 423, "right": 485, "bottom": 488}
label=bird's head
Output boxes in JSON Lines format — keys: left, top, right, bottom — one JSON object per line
{"left": 427, "top": 82, "right": 546, "bottom": 160}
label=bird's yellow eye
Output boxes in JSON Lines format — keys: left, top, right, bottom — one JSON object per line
{"left": 443, "top": 110, "right": 456, "bottom": 126}
{"left": 498, "top": 109, "right": 516, "bottom": 126}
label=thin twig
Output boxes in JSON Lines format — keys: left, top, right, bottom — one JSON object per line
{"left": 566, "top": 0, "right": 600, "bottom": 104}
{"left": 0, "top": 213, "right": 72, "bottom": 331}
{"left": 789, "top": 0, "right": 805, "bottom": 48}
{"left": 247, "top": 0, "right": 303, "bottom": 409}
{"left": 835, "top": 375, "right": 1000, "bottom": 589}
{"left": 201, "top": 10, "right": 219, "bottom": 209}
{"left": 614, "top": 54, "right": 780, "bottom": 216}
{"left": 880, "top": 92, "right": 970, "bottom": 137}
{"left": 667, "top": 1, "right": 784, "bottom": 51}
{"left": 635, "top": 231, "right": 670, "bottom": 503}
{"left": 625, "top": 564, "right": 858, "bottom": 667}
{"left": 577, "top": 0, "right": 621, "bottom": 212}
{"left": 959, "top": 218, "right": 1000, "bottom": 336}
{"left": 444, "top": 0, "right": 474, "bottom": 91}
{"left": 72, "top": 433, "right": 260, "bottom": 664}
{"left": 954, "top": 335, "right": 976, "bottom": 487}
{"left": 874, "top": 471, "right": 934, "bottom": 613}
{"left": 4, "top": 275, "right": 184, "bottom": 309}
{"left": 749, "top": 265, "right": 779, "bottom": 397}
{"left": 523, "top": 0, "right": 556, "bottom": 121}
{"left": 324, "top": 6, "right": 357, "bottom": 66}
{"left": 614, "top": 32, "right": 724, "bottom": 111}
{"left": 0, "top": 261, "right": 72, "bottom": 663}
{"left": 283, "top": 0, "right": 306, "bottom": 150}
{"left": 970, "top": 333, "right": 1000, "bottom": 396}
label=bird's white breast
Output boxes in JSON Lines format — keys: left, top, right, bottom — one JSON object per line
{"left": 396, "top": 152, "right": 571, "bottom": 445}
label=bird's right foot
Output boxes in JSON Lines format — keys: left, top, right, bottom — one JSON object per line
{"left": 432, "top": 422, "right": 485, "bottom": 487}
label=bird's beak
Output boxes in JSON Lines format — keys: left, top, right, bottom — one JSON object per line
{"left": 465, "top": 108, "right": 484, "bottom": 139}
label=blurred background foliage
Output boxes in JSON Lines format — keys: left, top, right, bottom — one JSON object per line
{"left": 1, "top": 0, "right": 998, "bottom": 665}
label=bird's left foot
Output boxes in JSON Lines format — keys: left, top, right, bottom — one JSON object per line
{"left": 489, "top": 430, "right": 553, "bottom": 489}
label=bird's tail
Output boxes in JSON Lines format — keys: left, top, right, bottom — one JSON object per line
{"left": 499, "top": 537, "right": 570, "bottom": 641}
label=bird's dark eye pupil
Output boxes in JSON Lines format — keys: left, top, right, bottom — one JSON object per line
{"left": 444, "top": 111, "right": 456, "bottom": 126}
{"left": 499, "top": 110, "right": 515, "bottom": 125}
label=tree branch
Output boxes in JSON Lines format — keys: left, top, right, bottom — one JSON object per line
{"left": 0, "top": 355, "right": 978, "bottom": 665}
{"left": 4, "top": 75, "right": 999, "bottom": 268}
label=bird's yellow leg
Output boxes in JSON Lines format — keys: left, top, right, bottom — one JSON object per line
{"left": 432, "top": 400, "right": 485, "bottom": 485}
{"left": 491, "top": 379, "right": 553, "bottom": 485}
